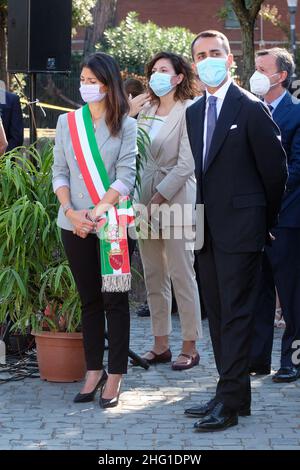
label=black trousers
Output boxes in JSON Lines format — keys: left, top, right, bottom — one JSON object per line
{"left": 61, "top": 229, "right": 130, "bottom": 374}
{"left": 196, "top": 224, "right": 262, "bottom": 411}
{"left": 251, "top": 227, "right": 300, "bottom": 369}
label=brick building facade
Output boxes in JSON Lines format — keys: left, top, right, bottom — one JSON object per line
{"left": 73, "top": 0, "right": 300, "bottom": 58}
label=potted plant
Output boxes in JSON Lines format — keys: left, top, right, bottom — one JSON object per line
{"left": 0, "top": 144, "right": 85, "bottom": 382}
{"left": 32, "top": 261, "right": 85, "bottom": 382}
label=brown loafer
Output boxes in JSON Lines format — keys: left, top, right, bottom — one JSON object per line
{"left": 171, "top": 352, "right": 200, "bottom": 371}
{"left": 130, "top": 349, "right": 172, "bottom": 366}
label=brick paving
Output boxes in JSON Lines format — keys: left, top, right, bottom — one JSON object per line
{"left": 0, "top": 313, "right": 299, "bottom": 450}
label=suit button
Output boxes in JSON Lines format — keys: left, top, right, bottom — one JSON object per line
{"left": 78, "top": 192, "right": 84, "bottom": 199}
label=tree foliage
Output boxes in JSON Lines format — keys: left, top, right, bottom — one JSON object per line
{"left": 98, "top": 11, "right": 194, "bottom": 75}
{"left": 72, "top": 0, "right": 97, "bottom": 29}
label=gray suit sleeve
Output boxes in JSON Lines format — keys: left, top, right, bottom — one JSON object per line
{"left": 52, "top": 114, "right": 70, "bottom": 193}
{"left": 114, "top": 116, "right": 137, "bottom": 193}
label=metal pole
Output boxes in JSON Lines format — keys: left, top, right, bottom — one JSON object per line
{"left": 29, "top": 72, "right": 37, "bottom": 145}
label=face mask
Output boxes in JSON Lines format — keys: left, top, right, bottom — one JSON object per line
{"left": 79, "top": 84, "right": 106, "bottom": 103}
{"left": 249, "top": 71, "right": 280, "bottom": 96}
{"left": 149, "top": 72, "right": 176, "bottom": 97}
{"left": 197, "top": 57, "right": 228, "bottom": 88}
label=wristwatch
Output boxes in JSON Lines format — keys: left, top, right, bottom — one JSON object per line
{"left": 62, "top": 202, "right": 73, "bottom": 216}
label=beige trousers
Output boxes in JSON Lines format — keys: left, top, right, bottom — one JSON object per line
{"left": 139, "top": 226, "right": 202, "bottom": 341}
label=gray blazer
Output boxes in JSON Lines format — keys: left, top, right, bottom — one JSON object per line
{"left": 52, "top": 112, "right": 137, "bottom": 231}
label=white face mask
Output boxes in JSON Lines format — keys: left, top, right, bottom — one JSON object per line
{"left": 249, "top": 70, "right": 280, "bottom": 96}
{"left": 79, "top": 83, "right": 106, "bottom": 103}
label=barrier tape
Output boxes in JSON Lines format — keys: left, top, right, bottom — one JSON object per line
{"left": 20, "top": 99, "right": 75, "bottom": 112}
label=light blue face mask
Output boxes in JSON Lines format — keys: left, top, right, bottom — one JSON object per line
{"left": 197, "top": 57, "right": 228, "bottom": 88}
{"left": 149, "top": 72, "right": 176, "bottom": 97}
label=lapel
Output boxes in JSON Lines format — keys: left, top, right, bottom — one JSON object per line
{"left": 204, "top": 82, "right": 243, "bottom": 174}
{"left": 150, "top": 100, "right": 186, "bottom": 159}
{"left": 272, "top": 91, "right": 293, "bottom": 126}
{"left": 94, "top": 115, "right": 111, "bottom": 151}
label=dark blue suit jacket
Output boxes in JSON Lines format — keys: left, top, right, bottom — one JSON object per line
{"left": 0, "top": 91, "right": 24, "bottom": 152}
{"left": 273, "top": 91, "right": 300, "bottom": 228}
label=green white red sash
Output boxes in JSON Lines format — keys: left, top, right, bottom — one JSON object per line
{"left": 67, "top": 104, "right": 134, "bottom": 292}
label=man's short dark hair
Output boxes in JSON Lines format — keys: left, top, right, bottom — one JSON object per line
{"left": 256, "top": 47, "right": 295, "bottom": 89}
{"left": 191, "top": 30, "right": 231, "bottom": 58}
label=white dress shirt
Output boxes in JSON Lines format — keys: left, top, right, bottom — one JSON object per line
{"left": 203, "top": 78, "right": 233, "bottom": 164}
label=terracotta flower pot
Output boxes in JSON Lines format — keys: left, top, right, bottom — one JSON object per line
{"left": 33, "top": 331, "right": 86, "bottom": 382}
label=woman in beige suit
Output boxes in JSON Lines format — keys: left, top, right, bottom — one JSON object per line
{"left": 136, "top": 52, "right": 202, "bottom": 370}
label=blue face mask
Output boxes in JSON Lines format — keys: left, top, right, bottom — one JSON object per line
{"left": 197, "top": 57, "right": 228, "bottom": 88}
{"left": 149, "top": 72, "right": 176, "bottom": 97}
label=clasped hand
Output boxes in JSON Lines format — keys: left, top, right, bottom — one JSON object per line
{"left": 66, "top": 209, "right": 96, "bottom": 239}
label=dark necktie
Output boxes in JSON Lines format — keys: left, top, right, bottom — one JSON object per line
{"left": 204, "top": 95, "right": 218, "bottom": 171}
{"left": 267, "top": 104, "right": 274, "bottom": 113}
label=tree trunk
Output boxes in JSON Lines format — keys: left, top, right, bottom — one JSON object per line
{"left": 240, "top": 21, "right": 255, "bottom": 89}
{"left": 0, "top": 8, "right": 7, "bottom": 86}
{"left": 231, "top": 0, "right": 264, "bottom": 89}
{"left": 84, "top": 0, "right": 117, "bottom": 56}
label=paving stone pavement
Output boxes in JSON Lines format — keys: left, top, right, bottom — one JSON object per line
{"left": 0, "top": 314, "right": 299, "bottom": 450}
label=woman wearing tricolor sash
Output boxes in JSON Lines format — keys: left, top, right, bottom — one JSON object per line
{"left": 52, "top": 53, "right": 137, "bottom": 408}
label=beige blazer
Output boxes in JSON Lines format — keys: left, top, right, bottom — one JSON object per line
{"left": 136, "top": 99, "right": 196, "bottom": 226}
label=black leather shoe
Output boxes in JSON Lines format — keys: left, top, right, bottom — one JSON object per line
{"left": 185, "top": 398, "right": 250, "bottom": 418}
{"left": 136, "top": 303, "right": 150, "bottom": 317}
{"left": 272, "top": 366, "right": 300, "bottom": 383}
{"left": 194, "top": 403, "right": 238, "bottom": 432}
{"left": 249, "top": 365, "right": 271, "bottom": 375}
{"left": 185, "top": 398, "right": 216, "bottom": 418}
{"left": 73, "top": 370, "right": 108, "bottom": 403}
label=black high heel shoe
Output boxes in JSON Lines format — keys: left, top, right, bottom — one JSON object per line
{"left": 99, "top": 381, "right": 121, "bottom": 409}
{"left": 73, "top": 370, "right": 108, "bottom": 403}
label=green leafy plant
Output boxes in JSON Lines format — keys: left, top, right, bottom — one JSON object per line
{"left": 135, "top": 124, "right": 150, "bottom": 199}
{"left": 98, "top": 11, "right": 194, "bottom": 75}
{"left": 36, "top": 262, "right": 81, "bottom": 333}
{"left": 0, "top": 143, "right": 80, "bottom": 333}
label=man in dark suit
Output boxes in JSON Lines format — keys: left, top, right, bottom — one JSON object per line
{"left": 184, "top": 30, "right": 287, "bottom": 432}
{"left": 0, "top": 90, "right": 24, "bottom": 151}
{"left": 249, "top": 48, "right": 300, "bottom": 383}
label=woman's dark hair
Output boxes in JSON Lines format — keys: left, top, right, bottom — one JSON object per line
{"left": 146, "top": 52, "right": 197, "bottom": 102}
{"left": 81, "top": 52, "right": 129, "bottom": 136}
